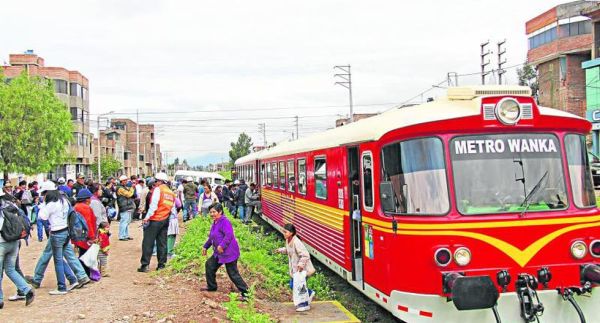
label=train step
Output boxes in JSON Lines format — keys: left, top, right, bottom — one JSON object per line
{"left": 270, "top": 301, "right": 360, "bottom": 323}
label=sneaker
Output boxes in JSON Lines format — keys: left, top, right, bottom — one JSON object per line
{"left": 127, "top": 237, "right": 134, "bottom": 240}
{"left": 309, "top": 291, "right": 316, "bottom": 303}
{"left": 0, "top": 302, "right": 4, "bottom": 309}
{"left": 67, "top": 282, "right": 79, "bottom": 291}
{"left": 156, "top": 264, "right": 166, "bottom": 271}
{"left": 24, "top": 275, "right": 40, "bottom": 289}
{"left": 137, "top": 266, "right": 149, "bottom": 273}
{"left": 48, "top": 290, "right": 67, "bottom": 296}
{"left": 8, "top": 294, "right": 25, "bottom": 301}
{"left": 296, "top": 305, "right": 310, "bottom": 312}
{"left": 78, "top": 277, "right": 91, "bottom": 287}
{"left": 25, "top": 290, "right": 34, "bottom": 306}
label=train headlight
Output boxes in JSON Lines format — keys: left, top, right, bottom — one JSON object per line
{"left": 590, "top": 240, "right": 600, "bottom": 258}
{"left": 434, "top": 248, "right": 452, "bottom": 267}
{"left": 454, "top": 247, "right": 472, "bottom": 266}
{"left": 571, "top": 241, "right": 587, "bottom": 259}
{"left": 495, "top": 98, "right": 521, "bottom": 125}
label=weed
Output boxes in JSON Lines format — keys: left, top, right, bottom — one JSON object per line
{"left": 224, "top": 292, "right": 273, "bottom": 323}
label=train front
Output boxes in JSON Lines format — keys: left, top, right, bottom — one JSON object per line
{"left": 382, "top": 87, "right": 600, "bottom": 323}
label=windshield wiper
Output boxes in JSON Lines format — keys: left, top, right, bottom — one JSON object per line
{"left": 520, "top": 171, "right": 548, "bottom": 218}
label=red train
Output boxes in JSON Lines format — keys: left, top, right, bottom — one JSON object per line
{"left": 235, "top": 86, "right": 600, "bottom": 323}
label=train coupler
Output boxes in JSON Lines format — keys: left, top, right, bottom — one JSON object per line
{"left": 557, "top": 285, "right": 590, "bottom": 323}
{"left": 515, "top": 274, "right": 544, "bottom": 322}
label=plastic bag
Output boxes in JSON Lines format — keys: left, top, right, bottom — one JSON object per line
{"left": 292, "top": 270, "right": 309, "bottom": 306}
{"left": 79, "top": 243, "right": 100, "bottom": 271}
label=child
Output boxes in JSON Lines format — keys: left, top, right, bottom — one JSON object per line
{"left": 98, "top": 222, "right": 111, "bottom": 277}
{"left": 275, "top": 223, "right": 316, "bottom": 312}
{"left": 167, "top": 206, "right": 179, "bottom": 259}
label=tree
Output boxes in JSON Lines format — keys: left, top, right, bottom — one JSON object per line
{"left": 517, "top": 62, "right": 539, "bottom": 99}
{"left": 229, "top": 133, "right": 253, "bottom": 165}
{"left": 90, "top": 155, "right": 123, "bottom": 181}
{"left": 0, "top": 72, "right": 73, "bottom": 181}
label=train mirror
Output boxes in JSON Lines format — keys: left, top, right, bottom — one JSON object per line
{"left": 380, "top": 182, "right": 395, "bottom": 212}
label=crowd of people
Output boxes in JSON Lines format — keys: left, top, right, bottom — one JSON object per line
{"left": 0, "top": 172, "right": 315, "bottom": 313}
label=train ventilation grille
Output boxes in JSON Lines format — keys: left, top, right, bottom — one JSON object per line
{"left": 521, "top": 104, "right": 533, "bottom": 119}
{"left": 474, "top": 89, "right": 531, "bottom": 96}
{"left": 483, "top": 104, "right": 496, "bottom": 120}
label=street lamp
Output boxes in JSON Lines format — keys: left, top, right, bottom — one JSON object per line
{"left": 97, "top": 111, "right": 114, "bottom": 181}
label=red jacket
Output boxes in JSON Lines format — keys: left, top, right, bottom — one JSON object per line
{"left": 73, "top": 203, "right": 97, "bottom": 250}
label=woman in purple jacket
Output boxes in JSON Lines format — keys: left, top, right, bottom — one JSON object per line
{"left": 201, "top": 203, "right": 248, "bottom": 299}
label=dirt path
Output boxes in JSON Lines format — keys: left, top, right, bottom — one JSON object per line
{"left": 0, "top": 220, "right": 232, "bottom": 323}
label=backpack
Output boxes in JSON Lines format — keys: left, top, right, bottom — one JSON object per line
{"left": 0, "top": 202, "right": 30, "bottom": 242}
{"left": 67, "top": 206, "right": 89, "bottom": 242}
{"left": 21, "top": 190, "right": 33, "bottom": 204}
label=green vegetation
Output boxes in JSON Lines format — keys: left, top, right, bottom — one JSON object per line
{"left": 224, "top": 291, "right": 273, "bottom": 323}
{"left": 0, "top": 71, "right": 73, "bottom": 181}
{"left": 229, "top": 133, "right": 252, "bottom": 166}
{"left": 90, "top": 155, "right": 123, "bottom": 181}
{"left": 218, "top": 170, "right": 232, "bottom": 181}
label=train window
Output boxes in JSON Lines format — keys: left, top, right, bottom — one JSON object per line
{"left": 451, "top": 134, "right": 567, "bottom": 215}
{"left": 381, "top": 137, "right": 449, "bottom": 215}
{"left": 315, "top": 157, "right": 327, "bottom": 199}
{"left": 565, "top": 134, "right": 596, "bottom": 208}
{"left": 298, "top": 159, "right": 307, "bottom": 195}
{"left": 266, "top": 163, "right": 272, "bottom": 186}
{"left": 287, "top": 160, "right": 296, "bottom": 192}
{"left": 272, "top": 162, "right": 278, "bottom": 188}
{"left": 261, "top": 163, "right": 266, "bottom": 186}
{"left": 362, "top": 152, "right": 374, "bottom": 210}
{"left": 279, "top": 161, "right": 286, "bottom": 189}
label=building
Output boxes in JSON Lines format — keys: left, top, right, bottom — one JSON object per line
{"left": 206, "top": 162, "right": 229, "bottom": 172}
{"left": 1, "top": 51, "right": 93, "bottom": 180}
{"left": 525, "top": 1, "right": 599, "bottom": 119}
{"left": 92, "top": 128, "right": 126, "bottom": 178}
{"left": 335, "top": 113, "right": 378, "bottom": 127}
{"left": 107, "top": 118, "right": 161, "bottom": 177}
{"left": 581, "top": 3, "right": 600, "bottom": 154}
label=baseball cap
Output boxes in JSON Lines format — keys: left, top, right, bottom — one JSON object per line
{"left": 119, "top": 175, "right": 128, "bottom": 181}
{"left": 57, "top": 177, "right": 66, "bottom": 184}
{"left": 76, "top": 173, "right": 85, "bottom": 179}
{"left": 39, "top": 181, "right": 57, "bottom": 193}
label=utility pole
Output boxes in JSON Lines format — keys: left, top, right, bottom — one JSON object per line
{"left": 497, "top": 39, "right": 507, "bottom": 85}
{"left": 258, "top": 123, "right": 266, "bottom": 147}
{"left": 136, "top": 109, "right": 140, "bottom": 177}
{"left": 294, "top": 116, "right": 299, "bottom": 140}
{"left": 480, "top": 41, "right": 491, "bottom": 85}
{"left": 153, "top": 135, "right": 158, "bottom": 175}
{"left": 334, "top": 65, "right": 354, "bottom": 123}
{"left": 97, "top": 111, "right": 114, "bottom": 181}
{"left": 447, "top": 72, "right": 458, "bottom": 87}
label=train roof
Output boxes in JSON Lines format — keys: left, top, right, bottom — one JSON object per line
{"left": 235, "top": 86, "right": 586, "bottom": 164}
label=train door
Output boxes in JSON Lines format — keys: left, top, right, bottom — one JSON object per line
{"left": 347, "top": 146, "right": 363, "bottom": 283}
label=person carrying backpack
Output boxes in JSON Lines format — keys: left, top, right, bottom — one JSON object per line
{"left": 37, "top": 181, "right": 89, "bottom": 295}
{"left": 0, "top": 190, "right": 35, "bottom": 308}
{"left": 73, "top": 189, "right": 97, "bottom": 276}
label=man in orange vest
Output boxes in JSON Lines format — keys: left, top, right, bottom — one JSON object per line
{"left": 138, "top": 173, "right": 176, "bottom": 273}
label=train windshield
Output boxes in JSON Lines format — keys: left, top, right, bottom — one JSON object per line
{"left": 451, "top": 134, "right": 568, "bottom": 215}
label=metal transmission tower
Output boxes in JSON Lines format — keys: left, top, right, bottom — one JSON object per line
{"left": 258, "top": 123, "right": 266, "bottom": 146}
{"left": 294, "top": 115, "right": 299, "bottom": 140}
{"left": 334, "top": 65, "right": 354, "bottom": 123}
{"left": 480, "top": 41, "right": 491, "bottom": 85}
{"left": 447, "top": 72, "right": 458, "bottom": 87}
{"left": 497, "top": 39, "right": 507, "bottom": 84}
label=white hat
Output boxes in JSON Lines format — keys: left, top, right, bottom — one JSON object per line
{"left": 186, "top": 176, "right": 193, "bottom": 181}
{"left": 39, "top": 181, "right": 57, "bottom": 193}
{"left": 57, "top": 177, "right": 66, "bottom": 184}
{"left": 119, "top": 175, "right": 128, "bottom": 181}
{"left": 155, "top": 172, "right": 168, "bottom": 182}
{"left": 234, "top": 180, "right": 240, "bottom": 185}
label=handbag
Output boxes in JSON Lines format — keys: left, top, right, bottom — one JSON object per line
{"left": 292, "top": 270, "right": 310, "bottom": 306}
{"left": 79, "top": 243, "right": 100, "bottom": 271}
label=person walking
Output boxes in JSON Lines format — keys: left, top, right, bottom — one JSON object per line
{"left": 138, "top": 173, "right": 175, "bottom": 272}
{"left": 244, "top": 183, "right": 260, "bottom": 223}
{"left": 116, "top": 175, "right": 135, "bottom": 241}
{"left": 275, "top": 223, "right": 316, "bottom": 312}
{"left": 200, "top": 185, "right": 219, "bottom": 216}
{"left": 37, "top": 182, "right": 89, "bottom": 295}
{"left": 201, "top": 203, "right": 248, "bottom": 300}
{"left": 73, "top": 189, "right": 98, "bottom": 276}
{"left": 234, "top": 180, "right": 248, "bottom": 221}
{"left": 182, "top": 177, "right": 198, "bottom": 221}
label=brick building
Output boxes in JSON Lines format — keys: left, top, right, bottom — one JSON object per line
{"left": 1, "top": 51, "right": 93, "bottom": 180}
{"left": 108, "top": 118, "right": 161, "bottom": 177}
{"left": 92, "top": 128, "right": 126, "bottom": 179}
{"left": 525, "top": 1, "right": 599, "bottom": 118}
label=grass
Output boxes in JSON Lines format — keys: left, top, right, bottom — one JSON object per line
{"left": 224, "top": 290, "right": 273, "bottom": 323}
{"left": 597, "top": 196, "right": 600, "bottom": 207}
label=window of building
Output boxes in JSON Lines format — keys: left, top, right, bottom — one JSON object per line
{"left": 54, "top": 79, "right": 68, "bottom": 94}
{"left": 272, "top": 162, "right": 278, "bottom": 188}
{"left": 81, "top": 87, "right": 88, "bottom": 101}
{"left": 298, "top": 159, "right": 306, "bottom": 195}
{"left": 124, "top": 152, "right": 130, "bottom": 160}
{"left": 362, "top": 152, "right": 374, "bottom": 209}
{"left": 279, "top": 161, "right": 286, "bottom": 189}
{"left": 114, "top": 123, "right": 126, "bottom": 130}
{"left": 560, "top": 20, "right": 592, "bottom": 38}
{"left": 70, "top": 107, "right": 78, "bottom": 120}
{"left": 528, "top": 26, "right": 558, "bottom": 49}
{"left": 314, "top": 157, "right": 327, "bottom": 199}
{"left": 560, "top": 57, "right": 567, "bottom": 81}
{"left": 69, "top": 82, "right": 81, "bottom": 97}
{"left": 139, "top": 154, "right": 144, "bottom": 162}
{"left": 287, "top": 160, "right": 295, "bottom": 192}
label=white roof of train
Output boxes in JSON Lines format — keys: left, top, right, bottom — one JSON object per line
{"left": 235, "top": 86, "right": 585, "bottom": 164}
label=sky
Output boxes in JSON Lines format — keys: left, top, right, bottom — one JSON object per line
{"left": 1, "top": 0, "right": 568, "bottom": 166}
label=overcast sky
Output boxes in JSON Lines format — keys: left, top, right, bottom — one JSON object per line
{"left": 1, "top": 0, "right": 567, "bottom": 166}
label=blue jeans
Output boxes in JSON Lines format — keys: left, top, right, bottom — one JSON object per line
{"left": 237, "top": 205, "right": 246, "bottom": 221}
{"left": 37, "top": 217, "right": 50, "bottom": 241}
{"left": 49, "top": 230, "right": 87, "bottom": 291}
{"left": 0, "top": 241, "right": 32, "bottom": 302}
{"left": 33, "top": 238, "right": 78, "bottom": 285}
{"left": 289, "top": 277, "right": 313, "bottom": 308}
{"left": 183, "top": 200, "right": 197, "bottom": 221}
{"left": 119, "top": 210, "right": 132, "bottom": 239}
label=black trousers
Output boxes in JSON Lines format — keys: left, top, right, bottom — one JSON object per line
{"left": 78, "top": 247, "right": 91, "bottom": 276}
{"left": 205, "top": 256, "right": 248, "bottom": 295}
{"left": 140, "top": 218, "right": 169, "bottom": 267}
